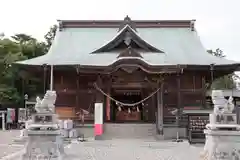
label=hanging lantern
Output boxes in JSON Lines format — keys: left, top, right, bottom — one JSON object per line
{"left": 128, "top": 108, "right": 131, "bottom": 114}
{"left": 137, "top": 106, "right": 140, "bottom": 112}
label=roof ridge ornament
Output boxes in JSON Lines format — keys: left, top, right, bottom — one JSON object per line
{"left": 119, "top": 16, "right": 137, "bottom": 32}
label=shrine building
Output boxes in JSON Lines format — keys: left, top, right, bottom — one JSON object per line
{"left": 16, "top": 16, "right": 240, "bottom": 139}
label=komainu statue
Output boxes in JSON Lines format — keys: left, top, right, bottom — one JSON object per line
{"left": 211, "top": 90, "right": 234, "bottom": 114}
{"left": 35, "top": 90, "right": 57, "bottom": 113}
{"left": 22, "top": 90, "right": 64, "bottom": 160}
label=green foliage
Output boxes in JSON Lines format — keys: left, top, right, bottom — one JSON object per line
{"left": 207, "top": 48, "right": 236, "bottom": 89}
{"left": 0, "top": 24, "right": 58, "bottom": 105}
{"left": 211, "top": 74, "right": 235, "bottom": 90}
{"left": 0, "top": 38, "right": 26, "bottom": 103}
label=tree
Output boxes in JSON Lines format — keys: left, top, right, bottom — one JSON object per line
{"left": 44, "top": 24, "right": 57, "bottom": 49}
{"left": 207, "top": 48, "right": 236, "bottom": 89}
{"left": 0, "top": 38, "right": 27, "bottom": 103}
{"left": 0, "top": 23, "right": 58, "bottom": 106}
{"left": 0, "top": 33, "right": 47, "bottom": 105}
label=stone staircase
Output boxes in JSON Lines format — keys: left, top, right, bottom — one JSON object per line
{"left": 102, "top": 123, "right": 157, "bottom": 139}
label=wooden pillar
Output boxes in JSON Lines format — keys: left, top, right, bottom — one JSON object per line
{"left": 202, "top": 76, "right": 206, "bottom": 108}
{"left": 193, "top": 75, "right": 196, "bottom": 90}
{"left": 43, "top": 64, "right": 47, "bottom": 93}
{"left": 177, "top": 74, "right": 181, "bottom": 109}
{"left": 176, "top": 74, "right": 181, "bottom": 128}
{"left": 76, "top": 66, "right": 80, "bottom": 113}
{"left": 157, "top": 81, "right": 164, "bottom": 135}
{"left": 95, "top": 75, "right": 104, "bottom": 140}
{"left": 95, "top": 76, "right": 104, "bottom": 103}
{"left": 50, "top": 65, "right": 54, "bottom": 91}
{"left": 105, "top": 77, "right": 111, "bottom": 121}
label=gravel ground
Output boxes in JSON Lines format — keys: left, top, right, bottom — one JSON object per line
{"left": 0, "top": 130, "right": 24, "bottom": 159}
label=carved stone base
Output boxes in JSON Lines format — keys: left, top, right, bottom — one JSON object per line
{"left": 22, "top": 136, "right": 64, "bottom": 160}
{"left": 201, "top": 130, "right": 240, "bottom": 160}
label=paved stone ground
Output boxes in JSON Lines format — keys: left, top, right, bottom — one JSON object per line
{"left": 0, "top": 130, "right": 24, "bottom": 159}
{"left": 64, "top": 138, "right": 203, "bottom": 160}
{"left": 1, "top": 135, "right": 204, "bottom": 160}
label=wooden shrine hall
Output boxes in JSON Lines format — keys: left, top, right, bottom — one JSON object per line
{"left": 16, "top": 16, "right": 240, "bottom": 139}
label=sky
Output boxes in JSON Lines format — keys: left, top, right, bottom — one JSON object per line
{"left": 0, "top": 0, "right": 239, "bottom": 60}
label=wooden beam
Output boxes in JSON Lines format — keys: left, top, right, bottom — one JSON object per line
{"left": 56, "top": 89, "right": 96, "bottom": 94}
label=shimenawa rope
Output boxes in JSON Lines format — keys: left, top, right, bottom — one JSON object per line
{"left": 93, "top": 83, "right": 160, "bottom": 107}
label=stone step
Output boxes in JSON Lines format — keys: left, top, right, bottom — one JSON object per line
{"left": 103, "top": 123, "right": 157, "bottom": 139}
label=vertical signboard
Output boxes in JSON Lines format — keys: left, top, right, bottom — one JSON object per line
{"left": 94, "top": 103, "right": 103, "bottom": 139}
{"left": 18, "top": 108, "right": 27, "bottom": 123}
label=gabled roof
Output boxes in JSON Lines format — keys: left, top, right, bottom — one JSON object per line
{"left": 15, "top": 18, "right": 240, "bottom": 68}
{"left": 91, "top": 24, "right": 163, "bottom": 53}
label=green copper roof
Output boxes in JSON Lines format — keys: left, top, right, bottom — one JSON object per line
{"left": 16, "top": 26, "right": 239, "bottom": 66}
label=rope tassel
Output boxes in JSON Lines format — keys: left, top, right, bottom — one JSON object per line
{"left": 137, "top": 106, "right": 140, "bottom": 112}
{"left": 118, "top": 106, "right": 122, "bottom": 111}
{"left": 128, "top": 108, "right": 131, "bottom": 113}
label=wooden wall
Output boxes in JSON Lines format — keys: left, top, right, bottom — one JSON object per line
{"left": 163, "top": 71, "right": 206, "bottom": 124}
{"left": 53, "top": 71, "right": 96, "bottom": 120}
{"left": 52, "top": 69, "right": 207, "bottom": 122}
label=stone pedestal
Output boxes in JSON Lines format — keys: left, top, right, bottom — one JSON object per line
{"left": 201, "top": 90, "right": 240, "bottom": 160}
{"left": 22, "top": 117, "right": 64, "bottom": 160}
{"left": 201, "top": 113, "right": 240, "bottom": 159}
{"left": 22, "top": 91, "right": 65, "bottom": 160}
{"left": 22, "top": 132, "right": 61, "bottom": 160}
{"left": 202, "top": 129, "right": 240, "bottom": 159}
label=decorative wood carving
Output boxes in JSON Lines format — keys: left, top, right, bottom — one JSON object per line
{"left": 118, "top": 16, "right": 137, "bottom": 32}
{"left": 117, "top": 47, "right": 143, "bottom": 58}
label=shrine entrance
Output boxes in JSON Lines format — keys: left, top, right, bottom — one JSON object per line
{"left": 111, "top": 90, "right": 143, "bottom": 122}
{"left": 108, "top": 87, "right": 155, "bottom": 123}
{"left": 104, "top": 88, "right": 157, "bottom": 139}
